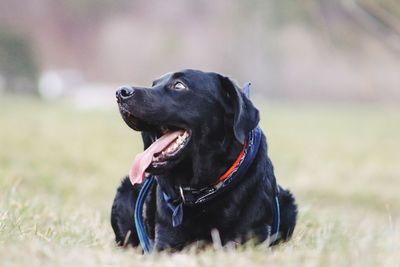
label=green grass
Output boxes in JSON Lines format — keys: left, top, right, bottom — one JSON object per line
{"left": 0, "top": 97, "right": 399, "bottom": 267}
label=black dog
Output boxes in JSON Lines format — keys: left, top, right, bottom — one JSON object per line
{"left": 111, "top": 69, "right": 297, "bottom": 251}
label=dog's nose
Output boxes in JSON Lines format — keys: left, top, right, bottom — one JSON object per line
{"left": 116, "top": 86, "right": 135, "bottom": 101}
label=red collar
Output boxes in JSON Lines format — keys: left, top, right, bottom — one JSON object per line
{"left": 214, "top": 140, "right": 247, "bottom": 185}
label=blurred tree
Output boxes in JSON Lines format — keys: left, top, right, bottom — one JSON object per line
{"left": 0, "top": 30, "right": 39, "bottom": 95}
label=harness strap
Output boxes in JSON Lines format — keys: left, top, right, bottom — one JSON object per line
{"left": 271, "top": 196, "right": 280, "bottom": 244}
{"left": 134, "top": 176, "right": 155, "bottom": 253}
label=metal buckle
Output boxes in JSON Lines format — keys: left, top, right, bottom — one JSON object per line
{"left": 179, "top": 186, "right": 186, "bottom": 203}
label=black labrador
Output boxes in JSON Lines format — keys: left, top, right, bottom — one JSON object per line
{"left": 111, "top": 69, "right": 297, "bottom": 251}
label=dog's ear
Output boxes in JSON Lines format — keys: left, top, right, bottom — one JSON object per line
{"left": 219, "top": 75, "right": 260, "bottom": 144}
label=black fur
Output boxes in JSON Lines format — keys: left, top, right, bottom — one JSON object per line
{"left": 111, "top": 69, "right": 297, "bottom": 251}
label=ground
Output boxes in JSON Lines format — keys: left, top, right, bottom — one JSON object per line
{"left": 0, "top": 97, "right": 399, "bottom": 267}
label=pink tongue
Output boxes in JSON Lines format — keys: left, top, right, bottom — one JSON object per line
{"left": 129, "top": 130, "right": 184, "bottom": 185}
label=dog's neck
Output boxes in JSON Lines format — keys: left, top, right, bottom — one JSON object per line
{"left": 191, "top": 138, "right": 243, "bottom": 187}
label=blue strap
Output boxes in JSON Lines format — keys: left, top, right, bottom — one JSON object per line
{"left": 134, "top": 176, "right": 155, "bottom": 253}
{"left": 163, "top": 192, "right": 183, "bottom": 227}
{"left": 271, "top": 196, "right": 280, "bottom": 243}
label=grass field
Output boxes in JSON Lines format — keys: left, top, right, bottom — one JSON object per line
{"left": 0, "top": 97, "right": 399, "bottom": 267}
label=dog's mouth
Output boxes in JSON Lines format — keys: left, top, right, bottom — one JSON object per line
{"left": 151, "top": 129, "right": 191, "bottom": 164}
{"left": 120, "top": 108, "right": 192, "bottom": 185}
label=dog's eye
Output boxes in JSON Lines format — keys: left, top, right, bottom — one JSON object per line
{"left": 173, "top": 82, "right": 187, "bottom": 90}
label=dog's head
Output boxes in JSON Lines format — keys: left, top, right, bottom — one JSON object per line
{"left": 116, "top": 69, "right": 259, "bottom": 186}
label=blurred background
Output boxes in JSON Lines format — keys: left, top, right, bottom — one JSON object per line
{"left": 1, "top": 0, "right": 400, "bottom": 104}
{"left": 1, "top": 1, "right": 400, "bottom": 266}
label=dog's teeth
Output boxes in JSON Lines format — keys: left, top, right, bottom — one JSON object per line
{"left": 160, "top": 132, "right": 190, "bottom": 157}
